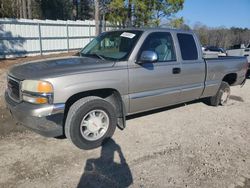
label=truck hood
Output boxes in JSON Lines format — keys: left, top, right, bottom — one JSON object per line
{"left": 9, "top": 56, "right": 115, "bottom": 80}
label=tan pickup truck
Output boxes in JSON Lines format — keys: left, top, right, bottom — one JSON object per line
{"left": 5, "top": 28, "right": 248, "bottom": 149}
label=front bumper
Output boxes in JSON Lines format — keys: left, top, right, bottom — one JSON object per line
{"left": 5, "top": 92, "right": 65, "bottom": 137}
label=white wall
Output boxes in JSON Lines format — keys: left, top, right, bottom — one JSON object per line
{"left": 0, "top": 18, "right": 116, "bottom": 58}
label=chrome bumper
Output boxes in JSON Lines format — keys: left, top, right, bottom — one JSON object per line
{"left": 5, "top": 91, "right": 65, "bottom": 137}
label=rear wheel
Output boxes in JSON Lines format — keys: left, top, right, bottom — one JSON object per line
{"left": 209, "top": 81, "right": 230, "bottom": 106}
{"left": 65, "top": 96, "right": 117, "bottom": 150}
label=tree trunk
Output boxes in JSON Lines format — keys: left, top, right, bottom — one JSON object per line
{"left": 22, "top": 0, "right": 27, "bottom": 19}
{"left": 94, "top": 0, "right": 100, "bottom": 35}
{"left": 27, "top": 0, "right": 32, "bottom": 19}
{"left": 11, "top": 0, "right": 16, "bottom": 18}
{"left": 19, "top": 0, "right": 23, "bottom": 18}
{"left": 16, "top": 0, "right": 20, "bottom": 18}
{"left": 102, "top": 13, "right": 106, "bottom": 32}
{"left": 127, "top": 0, "right": 132, "bottom": 27}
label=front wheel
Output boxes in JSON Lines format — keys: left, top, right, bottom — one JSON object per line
{"left": 209, "top": 81, "right": 230, "bottom": 106}
{"left": 65, "top": 96, "right": 117, "bottom": 150}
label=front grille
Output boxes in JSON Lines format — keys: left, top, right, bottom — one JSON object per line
{"left": 7, "top": 76, "right": 21, "bottom": 102}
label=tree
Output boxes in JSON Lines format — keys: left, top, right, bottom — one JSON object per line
{"left": 18, "top": 0, "right": 23, "bottom": 18}
{"left": 193, "top": 23, "right": 209, "bottom": 46}
{"left": 40, "top": 0, "right": 73, "bottom": 20}
{"left": 1, "top": 0, "right": 94, "bottom": 20}
{"left": 0, "top": 0, "right": 18, "bottom": 18}
{"left": 27, "top": 0, "right": 32, "bottom": 18}
{"left": 150, "top": 0, "right": 184, "bottom": 26}
{"left": 106, "top": 0, "right": 127, "bottom": 27}
{"left": 31, "top": 0, "right": 42, "bottom": 19}
{"left": 0, "top": 0, "right": 43, "bottom": 19}
{"left": 105, "top": 0, "right": 184, "bottom": 28}
{"left": 79, "top": 0, "right": 92, "bottom": 20}
{"left": 193, "top": 23, "right": 250, "bottom": 49}
{"left": 92, "top": 0, "right": 113, "bottom": 34}
{"left": 94, "top": 0, "right": 100, "bottom": 35}
{"left": 22, "top": 0, "right": 27, "bottom": 18}
{"left": 169, "top": 17, "right": 184, "bottom": 28}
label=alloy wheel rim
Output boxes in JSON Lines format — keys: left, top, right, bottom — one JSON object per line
{"left": 80, "top": 110, "right": 109, "bottom": 141}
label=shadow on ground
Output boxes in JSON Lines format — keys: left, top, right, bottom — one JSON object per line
{"left": 229, "top": 95, "right": 244, "bottom": 102}
{"left": 126, "top": 93, "right": 245, "bottom": 121}
{"left": 77, "top": 139, "right": 133, "bottom": 188}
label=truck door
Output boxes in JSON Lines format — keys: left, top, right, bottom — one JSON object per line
{"left": 176, "top": 33, "right": 206, "bottom": 102}
{"left": 128, "top": 32, "right": 182, "bottom": 114}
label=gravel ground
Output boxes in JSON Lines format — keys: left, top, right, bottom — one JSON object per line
{"left": 0, "top": 58, "right": 250, "bottom": 187}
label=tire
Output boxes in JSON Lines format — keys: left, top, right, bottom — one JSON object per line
{"left": 65, "top": 96, "right": 117, "bottom": 150}
{"left": 209, "top": 81, "right": 230, "bottom": 106}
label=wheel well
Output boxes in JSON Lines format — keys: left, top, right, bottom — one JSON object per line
{"left": 222, "top": 73, "right": 237, "bottom": 85}
{"left": 63, "top": 89, "right": 125, "bottom": 130}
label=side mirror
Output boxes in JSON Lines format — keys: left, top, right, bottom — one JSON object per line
{"left": 138, "top": 51, "right": 158, "bottom": 63}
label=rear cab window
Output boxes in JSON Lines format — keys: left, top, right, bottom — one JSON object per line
{"left": 177, "top": 33, "right": 198, "bottom": 61}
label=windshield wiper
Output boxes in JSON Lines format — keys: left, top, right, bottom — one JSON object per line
{"left": 92, "top": 53, "right": 106, "bottom": 60}
{"left": 81, "top": 53, "right": 106, "bottom": 60}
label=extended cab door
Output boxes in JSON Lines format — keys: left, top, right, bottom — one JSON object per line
{"left": 175, "top": 33, "right": 206, "bottom": 102}
{"left": 128, "top": 31, "right": 182, "bottom": 114}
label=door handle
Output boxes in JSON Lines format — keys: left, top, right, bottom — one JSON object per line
{"left": 172, "top": 67, "right": 181, "bottom": 74}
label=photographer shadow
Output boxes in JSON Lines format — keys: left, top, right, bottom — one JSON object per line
{"left": 77, "top": 139, "right": 133, "bottom": 188}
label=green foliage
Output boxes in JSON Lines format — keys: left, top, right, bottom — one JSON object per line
{"left": 169, "top": 17, "right": 184, "bottom": 28}
{"left": 0, "top": 0, "right": 18, "bottom": 18}
{"left": 106, "top": 0, "right": 184, "bottom": 27}
{"left": 106, "top": 0, "right": 127, "bottom": 27}
{"left": 151, "top": 0, "right": 184, "bottom": 26}
{"left": 132, "top": 0, "right": 149, "bottom": 26}
{"left": 1, "top": 0, "right": 184, "bottom": 26}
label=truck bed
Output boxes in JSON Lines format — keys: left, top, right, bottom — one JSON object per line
{"left": 201, "top": 56, "right": 247, "bottom": 98}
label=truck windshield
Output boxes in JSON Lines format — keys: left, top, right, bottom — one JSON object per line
{"left": 80, "top": 30, "right": 143, "bottom": 61}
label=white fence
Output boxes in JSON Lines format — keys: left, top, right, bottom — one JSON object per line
{"left": 0, "top": 18, "right": 116, "bottom": 58}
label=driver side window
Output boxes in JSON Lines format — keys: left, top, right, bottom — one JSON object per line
{"left": 140, "top": 32, "right": 176, "bottom": 62}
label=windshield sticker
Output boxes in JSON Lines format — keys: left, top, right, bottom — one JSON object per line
{"left": 120, "top": 32, "right": 136, "bottom": 39}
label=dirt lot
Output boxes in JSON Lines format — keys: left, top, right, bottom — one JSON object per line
{"left": 0, "top": 56, "right": 250, "bottom": 188}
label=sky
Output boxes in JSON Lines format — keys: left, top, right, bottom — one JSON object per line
{"left": 176, "top": 0, "right": 250, "bottom": 28}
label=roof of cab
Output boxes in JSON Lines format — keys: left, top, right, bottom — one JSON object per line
{"left": 106, "top": 27, "right": 194, "bottom": 34}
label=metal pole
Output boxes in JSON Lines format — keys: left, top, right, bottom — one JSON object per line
{"left": 38, "top": 23, "right": 42, "bottom": 56}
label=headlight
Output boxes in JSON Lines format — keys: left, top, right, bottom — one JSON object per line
{"left": 21, "top": 80, "right": 53, "bottom": 104}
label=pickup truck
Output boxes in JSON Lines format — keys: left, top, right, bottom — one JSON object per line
{"left": 5, "top": 28, "right": 248, "bottom": 150}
